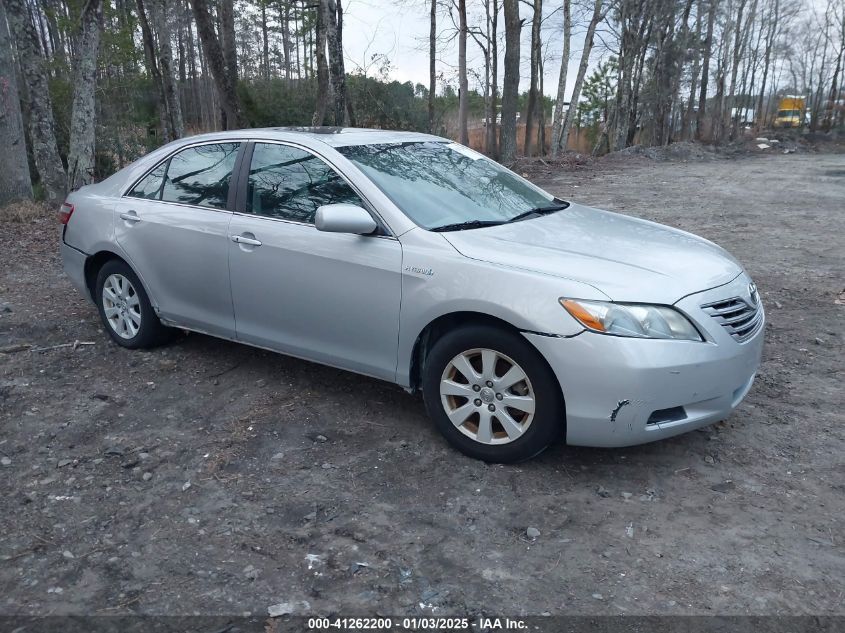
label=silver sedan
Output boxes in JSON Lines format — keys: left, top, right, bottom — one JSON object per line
{"left": 60, "top": 128, "right": 764, "bottom": 462}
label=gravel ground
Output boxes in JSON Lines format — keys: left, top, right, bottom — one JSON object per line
{"left": 0, "top": 152, "right": 843, "bottom": 619}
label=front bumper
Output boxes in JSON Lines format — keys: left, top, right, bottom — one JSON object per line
{"left": 525, "top": 275, "right": 764, "bottom": 447}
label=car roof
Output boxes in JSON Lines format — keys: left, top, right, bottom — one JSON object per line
{"left": 173, "top": 127, "right": 446, "bottom": 148}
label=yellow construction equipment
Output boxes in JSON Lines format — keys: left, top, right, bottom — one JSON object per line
{"left": 773, "top": 95, "right": 805, "bottom": 128}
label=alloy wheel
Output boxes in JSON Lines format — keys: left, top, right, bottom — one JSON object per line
{"left": 439, "top": 348, "right": 535, "bottom": 445}
{"left": 102, "top": 273, "right": 141, "bottom": 339}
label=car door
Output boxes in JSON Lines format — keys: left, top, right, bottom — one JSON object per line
{"left": 115, "top": 141, "right": 241, "bottom": 338}
{"left": 227, "top": 141, "right": 402, "bottom": 381}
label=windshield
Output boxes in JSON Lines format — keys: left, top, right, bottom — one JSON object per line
{"left": 778, "top": 110, "right": 800, "bottom": 117}
{"left": 337, "top": 141, "right": 558, "bottom": 230}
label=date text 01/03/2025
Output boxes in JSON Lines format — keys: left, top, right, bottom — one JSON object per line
{"left": 306, "top": 616, "right": 529, "bottom": 630}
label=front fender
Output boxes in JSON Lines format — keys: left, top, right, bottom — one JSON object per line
{"left": 395, "top": 229, "right": 607, "bottom": 386}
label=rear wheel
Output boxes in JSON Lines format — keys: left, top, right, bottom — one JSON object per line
{"left": 95, "top": 260, "right": 171, "bottom": 349}
{"left": 422, "top": 325, "right": 564, "bottom": 462}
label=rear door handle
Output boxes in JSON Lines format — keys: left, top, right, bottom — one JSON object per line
{"left": 120, "top": 211, "right": 141, "bottom": 223}
{"left": 231, "top": 234, "right": 262, "bottom": 246}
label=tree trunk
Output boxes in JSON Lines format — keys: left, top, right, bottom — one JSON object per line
{"left": 683, "top": 1, "right": 702, "bottom": 139}
{"left": 626, "top": 18, "right": 651, "bottom": 146}
{"left": 4, "top": 0, "right": 66, "bottom": 201}
{"left": 429, "top": 0, "right": 436, "bottom": 132}
{"left": 480, "top": 0, "right": 492, "bottom": 151}
{"left": 824, "top": 15, "right": 844, "bottom": 129}
{"left": 666, "top": 0, "right": 694, "bottom": 143}
{"left": 472, "top": 28, "right": 492, "bottom": 152}
{"left": 550, "top": 0, "right": 571, "bottom": 157}
{"left": 189, "top": 0, "right": 243, "bottom": 128}
{"left": 537, "top": 53, "right": 545, "bottom": 152}
{"left": 499, "top": 0, "right": 520, "bottom": 162}
{"left": 728, "top": 0, "right": 754, "bottom": 138}
{"left": 312, "top": 0, "right": 329, "bottom": 125}
{"left": 326, "top": 0, "right": 354, "bottom": 125}
{"left": 711, "top": 1, "right": 732, "bottom": 144}
{"left": 523, "top": 0, "right": 541, "bottom": 156}
{"left": 652, "top": 0, "right": 677, "bottom": 146}
{"left": 696, "top": 0, "right": 717, "bottom": 140}
{"left": 756, "top": 0, "right": 779, "bottom": 125}
{"left": 261, "top": 0, "right": 270, "bottom": 78}
{"left": 489, "top": 0, "right": 499, "bottom": 157}
{"left": 135, "top": 0, "right": 167, "bottom": 143}
{"left": 293, "top": 1, "right": 302, "bottom": 80}
{"left": 220, "top": 0, "right": 238, "bottom": 86}
{"left": 67, "top": 0, "right": 103, "bottom": 190}
{"left": 152, "top": 0, "right": 185, "bottom": 139}
{"left": 0, "top": 0, "right": 33, "bottom": 203}
{"left": 281, "top": 1, "right": 292, "bottom": 82}
{"left": 458, "top": 0, "right": 469, "bottom": 144}
{"left": 560, "top": 0, "right": 603, "bottom": 154}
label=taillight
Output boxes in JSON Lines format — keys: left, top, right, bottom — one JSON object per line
{"left": 58, "top": 202, "right": 74, "bottom": 224}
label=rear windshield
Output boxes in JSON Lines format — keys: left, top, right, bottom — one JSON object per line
{"left": 337, "top": 141, "right": 554, "bottom": 229}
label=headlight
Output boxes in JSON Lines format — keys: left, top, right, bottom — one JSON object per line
{"left": 560, "top": 298, "right": 703, "bottom": 341}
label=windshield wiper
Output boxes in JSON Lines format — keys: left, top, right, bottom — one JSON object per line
{"left": 430, "top": 219, "right": 506, "bottom": 232}
{"left": 507, "top": 203, "right": 568, "bottom": 224}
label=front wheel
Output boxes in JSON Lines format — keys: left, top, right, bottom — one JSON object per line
{"left": 422, "top": 325, "right": 564, "bottom": 462}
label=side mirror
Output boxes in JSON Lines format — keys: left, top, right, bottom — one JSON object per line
{"left": 315, "top": 204, "right": 378, "bottom": 235}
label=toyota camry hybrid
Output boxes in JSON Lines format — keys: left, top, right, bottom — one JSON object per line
{"left": 59, "top": 128, "right": 764, "bottom": 462}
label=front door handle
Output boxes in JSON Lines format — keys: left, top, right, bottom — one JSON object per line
{"left": 231, "top": 234, "right": 262, "bottom": 246}
{"left": 120, "top": 211, "right": 141, "bottom": 223}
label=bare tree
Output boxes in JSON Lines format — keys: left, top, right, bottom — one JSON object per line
{"left": 312, "top": 0, "right": 329, "bottom": 125}
{"left": 457, "top": 0, "right": 469, "bottom": 144}
{"left": 523, "top": 0, "right": 542, "bottom": 156}
{"left": 695, "top": 0, "right": 717, "bottom": 140}
{"left": 220, "top": 0, "right": 238, "bottom": 88}
{"left": 499, "top": 0, "right": 521, "bottom": 162}
{"left": 550, "top": 0, "right": 571, "bottom": 157}
{"left": 728, "top": 0, "right": 756, "bottom": 137}
{"left": 67, "top": 0, "right": 103, "bottom": 190}
{"left": 429, "top": 0, "right": 437, "bottom": 132}
{"left": 468, "top": 0, "right": 499, "bottom": 154}
{"left": 4, "top": 0, "right": 66, "bottom": 201}
{"left": 559, "top": 0, "right": 605, "bottom": 155}
{"left": 682, "top": 3, "right": 702, "bottom": 139}
{"left": 189, "top": 0, "right": 244, "bottom": 128}
{"left": 326, "top": 0, "right": 354, "bottom": 125}
{"left": 0, "top": 0, "right": 33, "bottom": 203}
{"left": 152, "top": 0, "right": 185, "bottom": 139}
{"left": 260, "top": 0, "right": 270, "bottom": 78}
{"left": 488, "top": 0, "right": 499, "bottom": 156}
{"left": 823, "top": 4, "right": 844, "bottom": 129}
{"left": 755, "top": 0, "right": 780, "bottom": 124}
{"left": 136, "top": 0, "right": 171, "bottom": 139}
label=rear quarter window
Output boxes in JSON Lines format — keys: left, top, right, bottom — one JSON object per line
{"left": 128, "top": 162, "right": 167, "bottom": 200}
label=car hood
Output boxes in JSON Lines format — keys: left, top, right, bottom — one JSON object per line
{"left": 441, "top": 203, "right": 742, "bottom": 303}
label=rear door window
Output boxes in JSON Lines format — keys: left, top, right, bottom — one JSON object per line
{"left": 160, "top": 143, "right": 240, "bottom": 209}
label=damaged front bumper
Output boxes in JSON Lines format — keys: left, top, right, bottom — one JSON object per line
{"left": 524, "top": 277, "right": 765, "bottom": 448}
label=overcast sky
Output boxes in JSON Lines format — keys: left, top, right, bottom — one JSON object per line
{"left": 341, "top": 0, "right": 604, "bottom": 99}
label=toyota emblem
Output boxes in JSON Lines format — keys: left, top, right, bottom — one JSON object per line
{"left": 748, "top": 282, "right": 758, "bottom": 305}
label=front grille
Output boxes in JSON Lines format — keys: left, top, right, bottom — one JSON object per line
{"left": 701, "top": 297, "right": 763, "bottom": 343}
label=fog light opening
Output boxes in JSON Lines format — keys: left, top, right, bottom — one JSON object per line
{"left": 647, "top": 406, "right": 687, "bottom": 425}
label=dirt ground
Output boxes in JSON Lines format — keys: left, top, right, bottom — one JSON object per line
{"left": 1, "top": 151, "right": 843, "bottom": 619}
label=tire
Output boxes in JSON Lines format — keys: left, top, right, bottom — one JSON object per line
{"left": 422, "top": 324, "right": 564, "bottom": 463}
{"left": 95, "top": 259, "right": 171, "bottom": 349}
